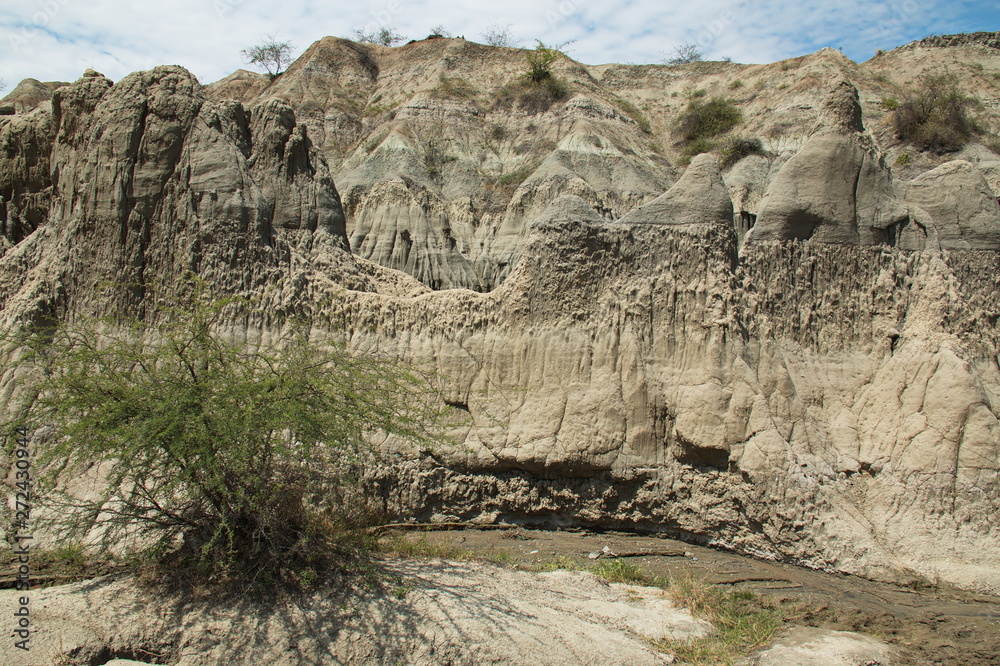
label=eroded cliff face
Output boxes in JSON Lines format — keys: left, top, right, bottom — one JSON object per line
{"left": 1, "top": 46, "right": 999, "bottom": 594}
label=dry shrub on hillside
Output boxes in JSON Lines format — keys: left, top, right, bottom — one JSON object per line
{"left": 893, "top": 73, "right": 979, "bottom": 153}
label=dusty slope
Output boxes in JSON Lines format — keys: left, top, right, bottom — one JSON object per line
{"left": 195, "top": 34, "right": 1000, "bottom": 290}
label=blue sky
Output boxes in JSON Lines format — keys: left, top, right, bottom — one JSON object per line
{"left": 1, "top": 0, "right": 998, "bottom": 91}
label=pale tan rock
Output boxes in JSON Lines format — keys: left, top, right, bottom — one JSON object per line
{"left": 748, "top": 626, "right": 896, "bottom": 665}
{"left": 619, "top": 153, "right": 733, "bottom": 226}
{"left": 0, "top": 562, "right": 701, "bottom": 665}
{"left": 2, "top": 45, "right": 1000, "bottom": 598}
{"left": 747, "top": 83, "right": 918, "bottom": 248}
{"left": 899, "top": 160, "right": 1000, "bottom": 250}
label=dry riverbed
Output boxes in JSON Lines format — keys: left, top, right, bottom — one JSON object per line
{"left": 1, "top": 528, "right": 997, "bottom": 665}
{"left": 393, "top": 527, "right": 1000, "bottom": 665}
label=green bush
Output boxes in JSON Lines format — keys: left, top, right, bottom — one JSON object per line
{"left": 718, "top": 136, "right": 765, "bottom": 168}
{"left": 893, "top": 74, "right": 978, "bottom": 153}
{"left": 682, "top": 137, "right": 717, "bottom": 159}
{"left": 6, "top": 280, "right": 440, "bottom": 588}
{"left": 493, "top": 41, "right": 571, "bottom": 115}
{"left": 525, "top": 41, "right": 564, "bottom": 82}
{"left": 676, "top": 96, "right": 742, "bottom": 143}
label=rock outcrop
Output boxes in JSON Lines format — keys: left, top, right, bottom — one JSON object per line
{"left": 747, "top": 82, "right": 918, "bottom": 248}
{"left": 1, "top": 41, "right": 1000, "bottom": 595}
{"left": 0, "top": 77, "right": 66, "bottom": 114}
{"left": 618, "top": 153, "right": 733, "bottom": 226}
{"left": 900, "top": 160, "right": 1000, "bottom": 250}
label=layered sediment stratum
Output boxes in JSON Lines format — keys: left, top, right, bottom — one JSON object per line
{"left": 1, "top": 36, "right": 999, "bottom": 593}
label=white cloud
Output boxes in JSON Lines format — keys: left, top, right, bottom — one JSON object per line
{"left": 0, "top": 0, "right": 992, "bottom": 91}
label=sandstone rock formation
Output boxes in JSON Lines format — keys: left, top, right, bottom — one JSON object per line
{"left": 1, "top": 37, "right": 1000, "bottom": 596}
{"left": 618, "top": 153, "right": 733, "bottom": 226}
{"left": 899, "top": 160, "right": 1000, "bottom": 250}
{"left": 747, "top": 82, "right": 918, "bottom": 248}
{"left": 0, "top": 77, "right": 66, "bottom": 114}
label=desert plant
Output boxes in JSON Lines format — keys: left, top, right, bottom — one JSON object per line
{"left": 481, "top": 23, "right": 520, "bottom": 47}
{"left": 525, "top": 40, "right": 565, "bottom": 82}
{"left": 493, "top": 46, "right": 571, "bottom": 116}
{"left": 497, "top": 163, "right": 536, "bottom": 190}
{"left": 718, "top": 136, "right": 765, "bottom": 168}
{"left": 428, "top": 24, "right": 451, "bottom": 38}
{"left": 893, "top": 73, "right": 978, "bottom": 153}
{"left": 240, "top": 36, "right": 294, "bottom": 77}
{"left": 880, "top": 96, "right": 899, "bottom": 110}
{"left": 664, "top": 42, "right": 704, "bottom": 65}
{"left": 354, "top": 27, "right": 406, "bottom": 46}
{"left": 655, "top": 573, "right": 782, "bottom": 665}
{"left": 592, "top": 559, "right": 648, "bottom": 584}
{"left": 422, "top": 136, "right": 457, "bottom": 176}
{"left": 432, "top": 75, "right": 477, "bottom": 100}
{"left": 676, "top": 96, "right": 742, "bottom": 143}
{"left": 5, "top": 280, "right": 440, "bottom": 587}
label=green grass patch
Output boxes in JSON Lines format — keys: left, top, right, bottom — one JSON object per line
{"left": 616, "top": 98, "right": 652, "bottom": 133}
{"left": 880, "top": 96, "right": 899, "bottom": 111}
{"left": 676, "top": 96, "right": 742, "bottom": 147}
{"left": 592, "top": 559, "right": 649, "bottom": 584}
{"left": 654, "top": 574, "right": 782, "bottom": 665}
{"left": 432, "top": 75, "right": 477, "bottom": 100}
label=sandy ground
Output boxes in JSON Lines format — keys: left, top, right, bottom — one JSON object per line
{"left": 1, "top": 527, "right": 997, "bottom": 664}
{"left": 406, "top": 527, "right": 1000, "bottom": 665}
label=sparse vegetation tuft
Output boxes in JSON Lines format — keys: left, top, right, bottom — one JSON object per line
{"left": 718, "top": 136, "right": 765, "bottom": 168}
{"left": 664, "top": 42, "right": 704, "bottom": 65}
{"left": 354, "top": 27, "right": 406, "bottom": 46}
{"left": 481, "top": 23, "right": 520, "bottom": 48}
{"left": 676, "top": 96, "right": 742, "bottom": 144}
{"left": 616, "top": 99, "right": 652, "bottom": 133}
{"left": 497, "top": 163, "right": 537, "bottom": 191}
{"left": 655, "top": 573, "right": 782, "bottom": 665}
{"left": 592, "top": 559, "right": 648, "bottom": 584}
{"left": 428, "top": 25, "right": 451, "bottom": 39}
{"left": 432, "top": 75, "right": 477, "bottom": 100}
{"left": 493, "top": 42, "right": 572, "bottom": 115}
{"left": 893, "top": 73, "right": 979, "bottom": 153}
{"left": 525, "top": 40, "right": 566, "bottom": 83}
{"left": 880, "top": 96, "right": 899, "bottom": 110}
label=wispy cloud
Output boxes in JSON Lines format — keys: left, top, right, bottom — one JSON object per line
{"left": 0, "top": 0, "right": 995, "bottom": 90}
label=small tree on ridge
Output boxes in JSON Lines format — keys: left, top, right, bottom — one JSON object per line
{"left": 241, "top": 35, "right": 295, "bottom": 77}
